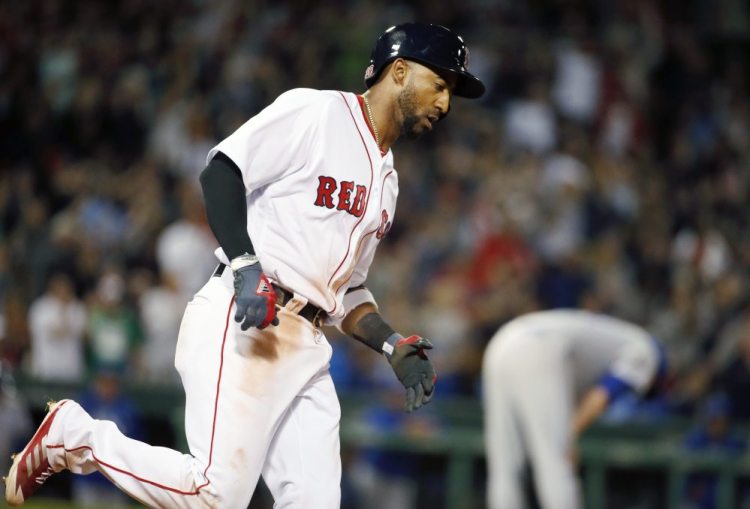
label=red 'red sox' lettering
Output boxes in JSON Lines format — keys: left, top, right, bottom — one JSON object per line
{"left": 350, "top": 185, "right": 367, "bottom": 216}
{"left": 337, "top": 181, "right": 354, "bottom": 211}
{"left": 314, "top": 176, "right": 337, "bottom": 208}
{"left": 315, "top": 176, "right": 367, "bottom": 218}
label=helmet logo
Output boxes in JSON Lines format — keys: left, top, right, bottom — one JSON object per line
{"left": 364, "top": 64, "right": 375, "bottom": 80}
{"left": 463, "top": 47, "right": 470, "bottom": 70}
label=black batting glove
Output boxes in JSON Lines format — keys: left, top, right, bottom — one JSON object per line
{"left": 385, "top": 334, "right": 437, "bottom": 412}
{"left": 231, "top": 254, "right": 279, "bottom": 331}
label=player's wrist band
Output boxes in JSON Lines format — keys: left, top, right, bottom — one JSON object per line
{"left": 351, "top": 312, "right": 397, "bottom": 356}
{"left": 230, "top": 253, "right": 260, "bottom": 271}
{"left": 382, "top": 332, "right": 403, "bottom": 360}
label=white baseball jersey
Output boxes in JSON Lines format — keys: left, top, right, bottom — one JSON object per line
{"left": 498, "top": 309, "right": 660, "bottom": 397}
{"left": 207, "top": 88, "right": 398, "bottom": 320}
{"left": 482, "top": 310, "right": 662, "bottom": 509}
{"left": 36, "top": 89, "right": 397, "bottom": 509}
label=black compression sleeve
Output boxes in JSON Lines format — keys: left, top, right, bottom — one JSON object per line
{"left": 199, "top": 151, "right": 254, "bottom": 260}
{"left": 351, "top": 312, "right": 397, "bottom": 354}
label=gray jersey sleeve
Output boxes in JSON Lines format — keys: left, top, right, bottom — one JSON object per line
{"left": 608, "top": 339, "right": 660, "bottom": 395}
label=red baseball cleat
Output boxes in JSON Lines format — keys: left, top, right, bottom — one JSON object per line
{"left": 4, "top": 400, "right": 70, "bottom": 506}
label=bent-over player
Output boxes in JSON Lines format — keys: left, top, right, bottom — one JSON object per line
{"left": 5, "top": 23, "right": 485, "bottom": 508}
{"left": 482, "top": 309, "right": 667, "bottom": 509}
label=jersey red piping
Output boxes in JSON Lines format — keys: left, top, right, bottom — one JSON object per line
{"left": 56, "top": 444, "right": 204, "bottom": 495}
{"left": 326, "top": 92, "right": 375, "bottom": 315}
{"left": 333, "top": 169, "right": 395, "bottom": 294}
{"left": 202, "top": 295, "right": 235, "bottom": 485}
{"left": 46, "top": 297, "right": 235, "bottom": 497}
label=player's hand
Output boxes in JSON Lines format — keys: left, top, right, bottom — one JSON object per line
{"left": 386, "top": 335, "right": 437, "bottom": 412}
{"left": 231, "top": 258, "right": 279, "bottom": 331}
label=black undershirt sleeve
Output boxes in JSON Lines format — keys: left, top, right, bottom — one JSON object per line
{"left": 199, "top": 151, "right": 254, "bottom": 260}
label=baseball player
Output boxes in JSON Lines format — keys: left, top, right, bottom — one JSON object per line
{"left": 5, "top": 23, "right": 485, "bottom": 508}
{"left": 482, "top": 309, "right": 667, "bottom": 509}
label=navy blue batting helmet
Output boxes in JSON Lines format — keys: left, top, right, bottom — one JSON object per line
{"left": 364, "top": 23, "right": 485, "bottom": 99}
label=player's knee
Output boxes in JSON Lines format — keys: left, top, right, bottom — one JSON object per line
{"left": 198, "top": 484, "right": 252, "bottom": 509}
{"left": 191, "top": 469, "right": 253, "bottom": 509}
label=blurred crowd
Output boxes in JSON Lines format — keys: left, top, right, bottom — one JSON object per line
{"left": 1, "top": 0, "right": 750, "bottom": 507}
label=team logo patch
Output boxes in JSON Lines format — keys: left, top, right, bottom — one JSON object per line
{"left": 256, "top": 279, "right": 271, "bottom": 294}
{"left": 376, "top": 209, "right": 392, "bottom": 239}
{"left": 364, "top": 64, "right": 375, "bottom": 80}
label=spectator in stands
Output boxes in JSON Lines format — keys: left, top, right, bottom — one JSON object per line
{"left": 27, "top": 272, "right": 87, "bottom": 382}
{"left": 416, "top": 273, "right": 481, "bottom": 396}
{"left": 503, "top": 78, "right": 557, "bottom": 155}
{"left": 0, "top": 244, "right": 10, "bottom": 347}
{"left": 155, "top": 181, "right": 217, "bottom": 300}
{"left": 682, "top": 393, "right": 745, "bottom": 509}
{"left": 349, "top": 372, "right": 438, "bottom": 509}
{"left": 715, "top": 314, "right": 750, "bottom": 421}
{"left": 129, "top": 267, "right": 184, "bottom": 385}
{"left": 85, "top": 268, "right": 142, "bottom": 376}
{"left": 551, "top": 35, "right": 602, "bottom": 125}
{"left": 0, "top": 361, "right": 32, "bottom": 476}
{"left": 72, "top": 367, "right": 142, "bottom": 507}
{"left": 13, "top": 197, "right": 55, "bottom": 298}
{"left": 1, "top": 2, "right": 750, "bottom": 505}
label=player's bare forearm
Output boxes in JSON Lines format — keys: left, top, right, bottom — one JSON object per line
{"left": 572, "top": 386, "right": 611, "bottom": 437}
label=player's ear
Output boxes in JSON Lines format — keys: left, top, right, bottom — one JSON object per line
{"left": 389, "top": 58, "right": 409, "bottom": 87}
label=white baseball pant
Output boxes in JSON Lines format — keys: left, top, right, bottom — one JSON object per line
{"left": 483, "top": 327, "right": 581, "bottom": 509}
{"left": 44, "top": 269, "right": 341, "bottom": 508}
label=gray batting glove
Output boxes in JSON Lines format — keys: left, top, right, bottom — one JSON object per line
{"left": 385, "top": 334, "right": 437, "bottom": 412}
{"left": 231, "top": 254, "right": 279, "bottom": 331}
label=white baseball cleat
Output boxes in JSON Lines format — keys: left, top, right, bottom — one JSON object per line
{"left": 4, "top": 400, "right": 70, "bottom": 506}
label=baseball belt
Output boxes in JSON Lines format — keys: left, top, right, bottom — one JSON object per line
{"left": 213, "top": 264, "right": 327, "bottom": 327}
